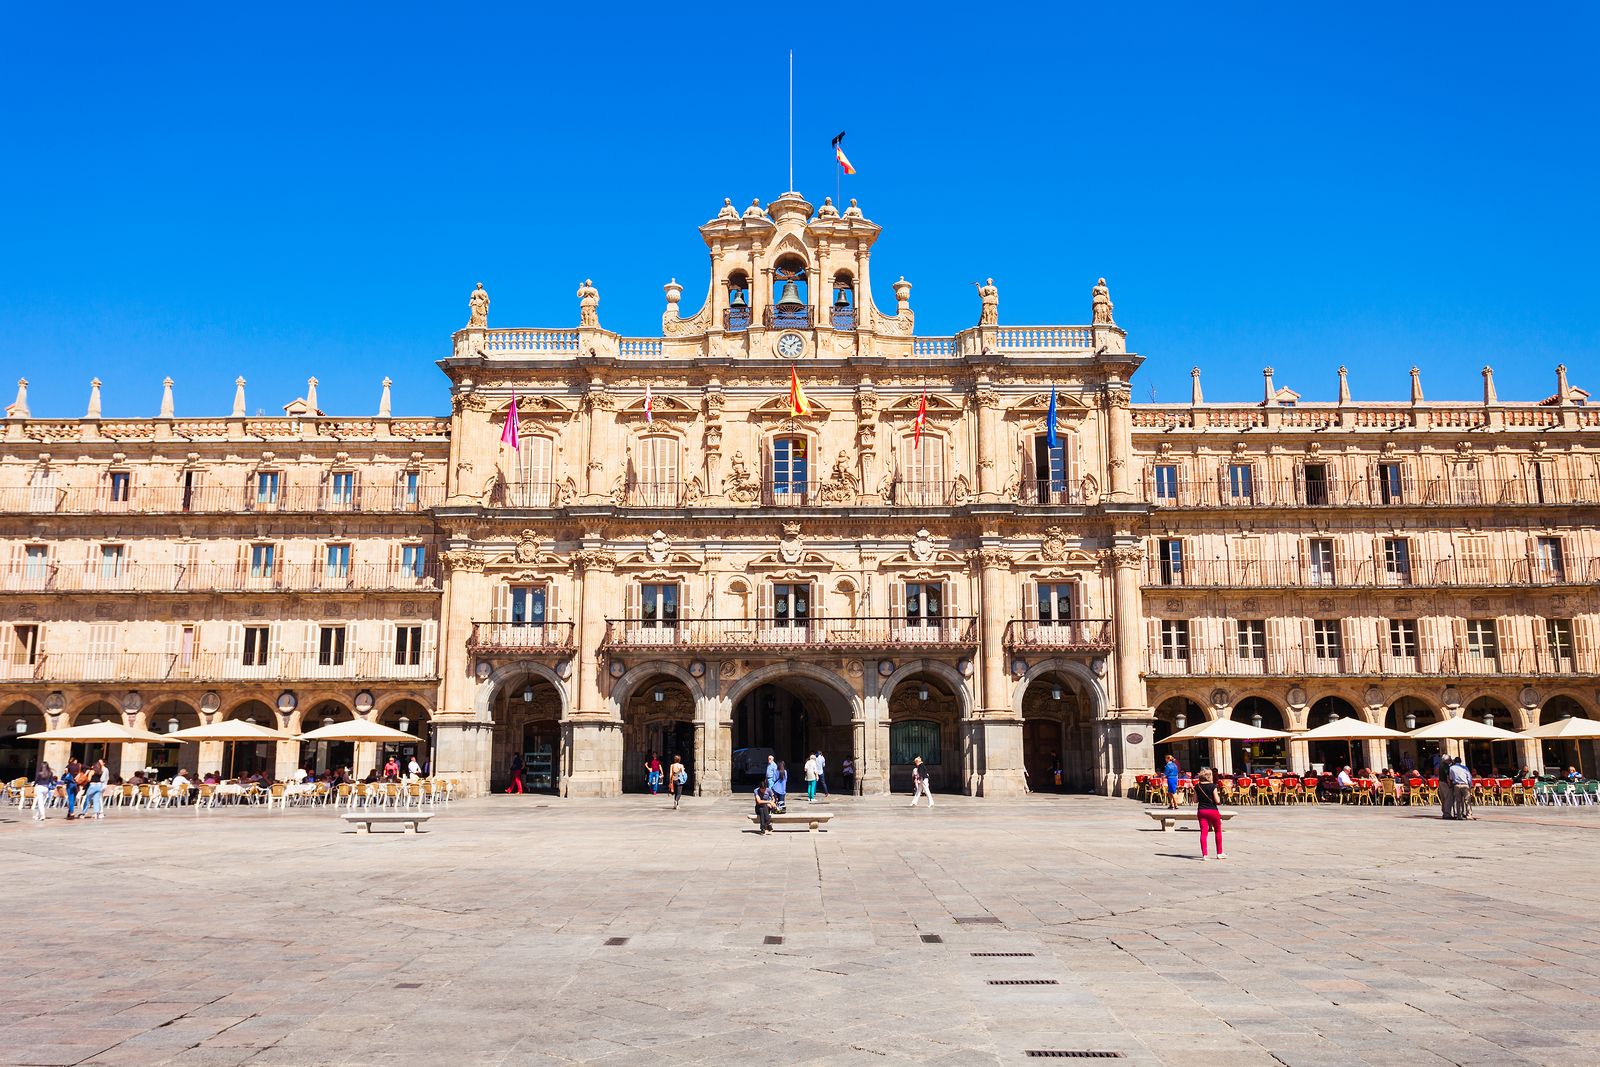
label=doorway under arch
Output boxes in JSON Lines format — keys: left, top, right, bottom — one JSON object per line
{"left": 0, "top": 701, "right": 46, "bottom": 780}
{"left": 886, "top": 673, "right": 961, "bottom": 793}
{"left": 1540, "top": 696, "right": 1595, "bottom": 777}
{"left": 223, "top": 699, "right": 279, "bottom": 778}
{"left": 731, "top": 674, "right": 854, "bottom": 792}
{"left": 69, "top": 700, "right": 126, "bottom": 777}
{"left": 144, "top": 700, "right": 202, "bottom": 778}
{"left": 1464, "top": 697, "right": 1515, "bottom": 775}
{"left": 622, "top": 675, "right": 696, "bottom": 794}
{"left": 491, "top": 674, "right": 564, "bottom": 793}
{"left": 1021, "top": 671, "right": 1097, "bottom": 792}
{"left": 299, "top": 701, "right": 355, "bottom": 778}
{"left": 378, "top": 700, "right": 431, "bottom": 773}
{"left": 1231, "top": 697, "right": 1286, "bottom": 773}
{"left": 1385, "top": 697, "right": 1441, "bottom": 774}
{"left": 1306, "top": 696, "right": 1362, "bottom": 772}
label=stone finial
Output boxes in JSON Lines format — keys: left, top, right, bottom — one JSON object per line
{"left": 1190, "top": 367, "right": 1203, "bottom": 406}
{"left": 232, "top": 377, "right": 247, "bottom": 418}
{"left": 663, "top": 277, "right": 682, "bottom": 309}
{"left": 577, "top": 278, "right": 600, "bottom": 328}
{"left": 1262, "top": 367, "right": 1277, "bottom": 406}
{"left": 1091, "top": 277, "right": 1114, "bottom": 325}
{"left": 378, "top": 377, "right": 392, "bottom": 418}
{"left": 1337, "top": 365, "right": 1350, "bottom": 405}
{"left": 5, "top": 378, "right": 29, "bottom": 419}
{"left": 305, "top": 377, "right": 319, "bottom": 414}
{"left": 1557, "top": 362, "right": 1571, "bottom": 403}
{"left": 86, "top": 378, "right": 102, "bottom": 419}
{"left": 1482, "top": 366, "right": 1497, "bottom": 405}
{"left": 159, "top": 377, "right": 175, "bottom": 418}
{"left": 1409, "top": 366, "right": 1423, "bottom": 404}
{"left": 892, "top": 276, "right": 912, "bottom": 311}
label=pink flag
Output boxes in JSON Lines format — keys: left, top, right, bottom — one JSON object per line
{"left": 501, "top": 391, "right": 520, "bottom": 451}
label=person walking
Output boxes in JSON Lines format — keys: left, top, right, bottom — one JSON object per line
{"left": 83, "top": 759, "right": 108, "bottom": 820}
{"left": 772, "top": 761, "right": 788, "bottom": 811}
{"left": 1447, "top": 757, "right": 1473, "bottom": 820}
{"left": 764, "top": 754, "right": 779, "bottom": 795}
{"left": 31, "top": 762, "right": 53, "bottom": 820}
{"left": 909, "top": 755, "right": 934, "bottom": 807}
{"left": 804, "top": 753, "right": 819, "bottom": 802}
{"left": 645, "top": 751, "right": 663, "bottom": 795}
{"left": 1437, "top": 757, "right": 1456, "bottom": 819}
{"left": 406, "top": 755, "right": 422, "bottom": 779}
{"left": 753, "top": 781, "right": 778, "bottom": 835}
{"left": 814, "top": 751, "right": 829, "bottom": 797}
{"left": 1163, "top": 755, "right": 1181, "bottom": 810}
{"left": 507, "top": 753, "right": 524, "bottom": 794}
{"left": 63, "top": 758, "right": 82, "bottom": 821}
{"left": 668, "top": 754, "right": 686, "bottom": 809}
{"left": 1194, "top": 769, "right": 1226, "bottom": 860}
{"left": 841, "top": 757, "right": 855, "bottom": 796}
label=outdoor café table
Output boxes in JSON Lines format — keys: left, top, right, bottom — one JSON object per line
{"left": 213, "top": 784, "right": 248, "bottom": 804}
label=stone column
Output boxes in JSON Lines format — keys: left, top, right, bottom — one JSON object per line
{"left": 583, "top": 382, "right": 616, "bottom": 500}
{"left": 1108, "top": 542, "right": 1152, "bottom": 793}
{"left": 195, "top": 741, "right": 223, "bottom": 778}
{"left": 273, "top": 741, "right": 299, "bottom": 782}
{"left": 975, "top": 379, "right": 1001, "bottom": 499}
{"left": 1209, "top": 737, "right": 1231, "bottom": 775}
{"left": 850, "top": 716, "right": 866, "bottom": 795}
{"left": 564, "top": 546, "right": 619, "bottom": 797}
{"left": 976, "top": 546, "right": 1025, "bottom": 795}
{"left": 1104, "top": 381, "right": 1133, "bottom": 501}
{"left": 692, "top": 719, "right": 707, "bottom": 797}
{"left": 435, "top": 549, "right": 488, "bottom": 790}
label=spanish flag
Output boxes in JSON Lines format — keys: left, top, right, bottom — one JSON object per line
{"left": 832, "top": 131, "right": 856, "bottom": 175}
{"left": 789, "top": 366, "right": 813, "bottom": 417}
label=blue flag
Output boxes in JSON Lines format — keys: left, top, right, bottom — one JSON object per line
{"left": 1046, "top": 386, "right": 1058, "bottom": 448}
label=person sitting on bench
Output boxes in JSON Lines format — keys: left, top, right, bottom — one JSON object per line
{"left": 753, "top": 782, "right": 778, "bottom": 835}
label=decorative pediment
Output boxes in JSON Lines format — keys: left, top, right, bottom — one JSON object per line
{"left": 487, "top": 551, "right": 567, "bottom": 571}
{"left": 748, "top": 551, "right": 835, "bottom": 570}
{"left": 1016, "top": 549, "right": 1101, "bottom": 567}
{"left": 884, "top": 393, "right": 962, "bottom": 418}
{"left": 496, "top": 394, "right": 576, "bottom": 419}
{"left": 880, "top": 549, "right": 968, "bottom": 569}
{"left": 616, "top": 551, "right": 703, "bottom": 570}
{"left": 618, "top": 393, "right": 697, "bottom": 420}
{"left": 1007, "top": 391, "right": 1091, "bottom": 418}
{"left": 750, "top": 393, "right": 832, "bottom": 419}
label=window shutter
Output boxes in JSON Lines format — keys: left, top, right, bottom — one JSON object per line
{"left": 1020, "top": 579, "right": 1036, "bottom": 621}
{"left": 888, "top": 580, "right": 904, "bottom": 624}
{"left": 1495, "top": 617, "right": 1517, "bottom": 671}
{"left": 1063, "top": 432, "right": 1077, "bottom": 491}
{"left": 1021, "top": 437, "right": 1037, "bottom": 490}
{"left": 546, "top": 580, "right": 560, "bottom": 623}
{"left": 1574, "top": 616, "right": 1597, "bottom": 673}
{"left": 226, "top": 624, "right": 242, "bottom": 665}
{"left": 625, "top": 582, "right": 641, "bottom": 622}
{"left": 491, "top": 583, "right": 509, "bottom": 623}
{"left": 756, "top": 582, "right": 773, "bottom": 621}
{"left": 1340, "top": 617, "right": 1360, "bottom": 672}
{"left": 1146, "top": 618, "right": 1162, "bottom": 661}
{"left": 0, "top": 626, "right": 12, "bottom": 664}
{"left": 302, "top": 622, "right": 317, "bottom": 660}
{"left": 422, "top": 620, "right": 437, "bottom": 671}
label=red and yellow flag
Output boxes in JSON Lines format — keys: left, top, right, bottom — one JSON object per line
{"left": 789, "top": 366, "right": 813, "bottom": 417}
{"left": 832, "top": 131, "right": 856, "bottom": 175}
{"left": 912, "top": 387, "right": 928, "bottom": 449}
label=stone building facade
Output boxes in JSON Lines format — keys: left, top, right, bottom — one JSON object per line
{"left": 3, "top": 190, "right": 1596, "bottom": 793}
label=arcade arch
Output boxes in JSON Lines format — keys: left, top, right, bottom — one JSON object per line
{"left": 1231, "top": 696, "right": 1286, "bottom": 772}
{"left": 490, "top": 672, "right": 565, "bottom": 793}
{"left": 0, "top": 700, "right": 46, "bottom": 780}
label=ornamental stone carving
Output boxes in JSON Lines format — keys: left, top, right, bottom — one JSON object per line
{"left": 819, "top": 450, "right": 859, "bottom": 503}
{"left": 723, "top": 451, "right": 759, "bottom": 502}
{"left": 514, "top": 530, "right": 540, "bottom": 563}
{"left": 779, "top": 522, "right": 804, "bottom": 565}
{"left": 1091, "top": 277, "right": 1114, "bottom": 325}
{"left": 440, "top": 549, "right": 486, "bottom": 573}
{"left": 911, "top": 528, "right": 935, "bottom": 563}
{"left": 975, "top": 386, "right": 1000, "bottom": 409}
{"left": 1108, "top": 546, "right": 1144, "bottom": 567}
{"left": 976, "top": 277, "right": 998, "bottom": 326}
{"left": 647, "top": 529, "right": 670, "bottom": 564}
{"left": 468, "top": 282, "right": 489, "bottom": 327}
{"left": 976, "top": 547, "right": 1015, "bottom": 569}
{"left": 576, "top": 279, "right": 600, "bottom": 327}
{"left": 573, "top": 548, "right": 617, "bottom": 572}
{"left": 1041, "top": 526, "right": 1068, "bottom": 562}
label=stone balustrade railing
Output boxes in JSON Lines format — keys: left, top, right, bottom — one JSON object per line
{"left": 1133, "top": 403, "right": 1596, "bottom": 432}
{"left": 2, "top": 416, "right": 449, "bottom": 443}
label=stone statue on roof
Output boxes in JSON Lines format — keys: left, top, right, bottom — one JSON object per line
{"left": 577, "top": 279, "right": 600, "bottom": 328}
{"left": 468, "top": 282, "right": 489, "bottom": 327}
{"left": 976, "top": 278, "right": 998, "bottom": 326}
{"left": 1092, "top": 277, "right": 1114, "bottom": 325}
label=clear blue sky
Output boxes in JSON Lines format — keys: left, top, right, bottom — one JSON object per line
{"left": 2, "top": 3, "right": 1596, "bottom": 417}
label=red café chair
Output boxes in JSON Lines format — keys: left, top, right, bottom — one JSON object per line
{"left": 1302, "top": 776, "right": 1320, "bottom": 804}
{"left": 1407, "top": 778, "right": 1424, "bottom": 806}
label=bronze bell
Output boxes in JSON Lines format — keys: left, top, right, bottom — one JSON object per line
{"left": 729, "top": 287, "right": 747, "bottom": 308}
{"left": 834, "top": 287, "right": 851, "bottom": 308}
{"left": 776, "top": 279, "right": 803, "bottom": 309}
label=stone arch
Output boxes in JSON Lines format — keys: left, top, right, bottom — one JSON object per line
{"left": 374, "top": 691, "right": 434, "bottom": 718}
{"left": 0, "top": 699, "right": 47, "bottom": 780}
{"left": 724, "top": 662, "right": 859, "bottom": 721}
{"left": 879, "top": 659, "right": 971, "bottom": 718}
{"left": 1230, "top": 694, "right": 1288, "bottom": 772}
{"left": 1153, "top": 695, "right": 1211, "bottom": 777}
{"left": 610, "top": 660, "right": 705, "bottom": 720}
{"left": 65, "top": 696, "right": 122, "bottom": 725}
{"left": 1304, "top": 685, "right": 1374, "bottom": 722}
{"left": 1539, "top": 693, "right": 1599, "bottom": 778}
{"left": 474, "top": 660, "right": 570, "bottom": 721}
{"left": 1009, "top": 658, "right": 1109, "bottom": 718}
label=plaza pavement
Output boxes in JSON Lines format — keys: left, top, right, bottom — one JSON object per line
{"left": 2, "top": 792, "right": 1598, "bottom": 1067}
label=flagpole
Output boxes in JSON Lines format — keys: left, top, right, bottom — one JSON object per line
{"left": 788, "top": 49, "right": 794, "bottom": 193}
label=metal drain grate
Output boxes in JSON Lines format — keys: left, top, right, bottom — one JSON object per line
{"left": 603, "top": 937, "right": 629, "bottom": 946}
{"left": 954, "top": 916, "right": 1002, "bottom": 925}
{"left": 1024, "top": 1052, "right": 1123, "bottom": 1059}
{"left": 920, "top": 934, "right": 944, "bottom": 944}
{"left": 395, "top": 983, "right": 421, "bottom": 989}
{"left": 986, "top": 979, "right": 1058, "bottom": 986}
{"left": 970, "top": 951, "right": 1034, "bottom": 957}
{"left": 763, "top": 935, "right": 784, "bottom": 945}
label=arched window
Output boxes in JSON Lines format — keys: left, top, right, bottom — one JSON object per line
{"left": 1031, "top": 432, "right": 1074, "bottom": 504}
{"left": 633, "top": 437, "right": 679, "bottom": 506}
{"left": 900, "top": 433, "right": 945, "bottom": 505}
{"left": 769, "top": 435, "right": 810, "bottom": 503}
{"left": 515, "top": 436, "right": 554, "bottom": 506}
{"left": 725, "top": 271, "right": 751, "bottom": 332}
{"left": 769, "top": 255, "right": 809, "bottom": 328}
{"left": 830, "top": 271, "right": 856, "bottom": 329}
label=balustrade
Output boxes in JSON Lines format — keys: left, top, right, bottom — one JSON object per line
{"left": 1143, "top": 555, "right": 1598, "bottom": 590}
{"left": 600, "top": 616, "right": 977, "bottom": 653}
{"left": 467, "top": 621, "right": 576, "bottom": 653}
{"left": 1003, "top": 619, "right": 1113, "bottom": 652}
{"left": 0, "top": 482, "right": 443, "bottom": 516}
{"left": 4, "top": 649, "right": 438, "bottom": 684}
{"left": 0, "top": 561, "right": 441, "bottom": 594}
{"left": 1144, "top": 473, "right": 1600, "bottom": 509}
{"left": 1147, "top": 644, "right": 1594, "bottom": 679}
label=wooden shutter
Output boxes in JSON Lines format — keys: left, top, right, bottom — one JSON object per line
{"left": 1021, "top": 435, "right": 1037, "bottom": 496}
{"left": 756, "top": 582, "right": 773, "bottom": 622}
{"left": 491, "top": 583, "right": 509, "bottom": 623}
{"left": 1574, "top": 616, "right": 1597, "bottom": 674}
{"left": 226, "top": 623, "right": 242, "bottom": 667}
{"left": 624, "top": 581, "right": 642, "bottom": 622}
{"left": 1020, "top": 578, "right": 1036, "bottom": 622}
{"left": 1495, "top": 617, "right": 1517, "bottom": 672}
{"left": 546, "top": 581, "right": 560, "bottom": 623}
{"left": 1146, "top": 618, "right": 1164, "bottom": 664}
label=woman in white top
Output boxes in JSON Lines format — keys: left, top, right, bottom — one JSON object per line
{"left": 804, "top": 755, "right": 819, "bottom": 802}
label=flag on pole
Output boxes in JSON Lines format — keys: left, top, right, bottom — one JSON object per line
{"left": 832, "top": 131, "right": 856, "bottom": 175}
{"left": 789, "top": 366, "right": 813, "bottom": 417}
{"left": 643, "top": 382, "right": 654, "bottom": 423}
{"left": 912, "top": 387, "right": 928, "bottom": 449}
{"left": 501, "top": 391, "right": 521, "bottom": 451}
{"left": 1046, "top": 386, "right": 1059, "bottom": 449}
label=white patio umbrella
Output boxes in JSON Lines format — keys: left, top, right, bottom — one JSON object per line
{"left": 22, "top": 721, "right": 171, "bottom": 744}
{"left": 295, "top": 719, "right": 417, "bottom": 743}
{"left": 1158, "top": 718, "right": 1289, "bottom": 744}
{"left": 1299, "top": 716, "right": 1408, "bottom": 772}
{"left": 165, "top": 719, "right": 293, "bottom": 780}
{"left": 1520, "top": 716, "right": 1600, "bottom": 777}
{"left": 1406, "top": 717, "right": 1522, "bottom": 742}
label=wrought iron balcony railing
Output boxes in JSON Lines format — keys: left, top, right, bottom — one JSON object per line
{"left": 0, "top": 483, "right": 444, "bottom": 516}
{"left": 0, "top": 650, "right": 438, "bottom": 684}
{"left": 1145, "top": 644, "right": 1593, "bottom": 679}
{"left": 1143, "top": 555, "right": 1598, "bottom": 590}
{"left": 1143, "top": 473, "right": 1600, "bottom": 510}
{"left": 763, "top": 305, "right": 814, "bottom": 329}
{"left": 1003, "top": 619, "right": 1114, "bottom": 653}
{"left": 600, "top": 616, "right": 978, "bottom": 653}
{"left": 723, "top": 308, "right": 752, "bottom": 332}
{"left": 0, "top": 562, "right": 441, "bottom": 595}
{"left": 466, "top": 621, "right": 577, "bottom": 654}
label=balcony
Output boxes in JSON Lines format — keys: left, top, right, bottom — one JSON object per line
{"left": 723, "top": 308, "right": 752, "bottom": 332}
{"left": 1145, "top": 645, "right": 1595, "bottom": 679}
{"left": 1143, "top": 556, "right": 1598, "bottom": 591}
{"left": 1003, "top": 619, "right": 1113, "bottom": 653}
{"left": 1, "top": 650, "right": 438, "bottom": 684}
{"left": 763, "top": 305, "right": 814, "bottom": 329}
{"left": 0, "top": 562, "right": 442, "bottom": 595}
{"left": 600, "top": 616, "right": 978, "bottom": 654}
{"left": 828, "top": 306, "right": 857, "bottom": 330}
{"left": 1144, "top": 474, "right": 1600, "bottom": 510}
{"left": 1017, "top": 481, "right": 1084, "bottom": 506}
{"left": 467, "top": 621, "right": 577, "bottom": 654}
{"left": 0, "top": 483, "right": 444, "bottom": 516}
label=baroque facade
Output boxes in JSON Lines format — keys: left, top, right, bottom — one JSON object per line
{"left": 2, "top": 190, "right": 1596, "bottom": 794}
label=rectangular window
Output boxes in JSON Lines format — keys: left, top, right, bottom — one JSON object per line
{"left": 904, "top": 582, "right": 944, "bottom": 626}
{"left": 108, "top": 471, "right": 131, "bottom": 503}
{"left": 403, "top": 471, "right": 421, "bottom": 506}
{"left": 1036, "top": 583, "right": 1074, "bottom": 624}
{"left": 1388, "top": 619, "right": 1419, "bottom": 661}
{"left": 242, "top": 625, "right": 270, "bottom": 666}
{"left": 318, "top": 625, "right": 346, "bottom": 666}
{"left": 1307, "top": 538, "right": 1335, "bottom": 586}
{"left": 1236, "top": 619, "right": 1266, "bottom": 661}
{"left": 1457, "top": 536, "right": 1489, "bottom": 583}
{"left": 1535, "top": 537, "right": 1566, "bottom": 582}
{"left": 1531, "top": 461, "right": 1552, "bottom": 505}
{"left": 1465, "top": 619, "right": 1499, "bottom": 666}
{"left": 1377, "top": 462, "right": 1404, "bottom": 504}
{"left": 1160, "top": 620, "right": 1190, "bottom": 662}
{"left": 249, "top": 544, "right": 276, "bottom": 578}
{"left": 510, "top": 585, "right": 547, "bottom": 626}
{"left": 1227, "top": 463, "right": 1253, "bottom": 502}
{"left": 9, "top": 624, "right": 40, "bottom": 665}
{"left": 23, "top": 544, "right": 48, "bottom": 580}
{"left": 181, "top": 470, "right": 196, "bottom": 512}
{"left": 1312, "top": 619, "right": 1342, "bottom": 661}
{"left": 1302, "top": 463, "right": 1329, "bottom": 506}
{"left": 903, "top": 435, "right": 945, "bottom": 506}
{"left": 773, "top": 582, "right": 813, "bottom": 628}
{"left": 1382, "top": 538, "right": 1412, "bottom": 585}
{"left": 890, "top": 720, "right": 941, "bottom": 766}
{"left": 395, "top": 624, "right": 424, "bottom": 666}
{"left": 1152, "top": 464, "right": 1179, "bottom": 502}
{"left": 179, "top": 624, "right": 196, "bottom": 667}
{"left": 99, "top": 544, "right": 127, "bottom": 578}
{"left": 325, "top": 543, "right": 351, "bottom": 579}
{"left": 329, "top": 471, "right": 355, "bottom": 508}
{"left": 640, "top": 583, "right": 679, "bottom": 629}
{"left": 771, "top": 436, "right": 809, "bottom": 498}
{"left": 255, "top": 471, "right": 280, "bottom": 506}
{"left": 1547, "top": 619, "right": 1574, "bottom": 668}
{"left": 1157, "top": 538, "right": 1183, "bottom": 586}
{"left": 635, "top": 437, "right": 679, "bottom": 506}
{"left": 1035, "top": 435, "right": 1068, "bottom": 501}
{"left": 401, "top": 544, "right": 427, "bottom": 578}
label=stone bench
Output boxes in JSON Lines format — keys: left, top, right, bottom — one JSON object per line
{"left": 747, "top": 811, "right": 835, "bottom": 832}
{"left": 341, "top": 811, "right": 436, "bottom": 834}
{"left": 1144, "top": 809, "right": 1237, "bottom": 832}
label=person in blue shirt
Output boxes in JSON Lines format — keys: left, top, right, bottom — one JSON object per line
{"left": 753, "top": 783, "right": 778, "bottom": 835}
{"left": 765, "top": 754, "right": 779, "bottom": 793}
{"left": 772, "top": 761, "right": 788, "bottom": 812}
{"left": 1164, "top": 755, "right": 1181, "bottom": 810}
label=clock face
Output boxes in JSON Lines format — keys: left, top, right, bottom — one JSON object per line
{"left": 777, "top": 332, "right": 805, "bottom": 358}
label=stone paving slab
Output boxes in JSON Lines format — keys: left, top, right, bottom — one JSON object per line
{"left": 4, "top": 794, "right": 1600, "bottom": 1065}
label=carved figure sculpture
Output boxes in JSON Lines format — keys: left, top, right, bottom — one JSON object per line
{"left": 819, "top": 450, "right": 859, "bottom": 503}
{"left": 723, "top": 451, "right": 759, "bottom": 502}
{"left": 1092, "top": 277, "right": 1114, "bottom": 325}
{"left": 577, "top": 279, "right": 600, "bottom": 327}
{"left": 976, "top": 277, "right": 999, "bottom": 326}
{"left": 469, "top": 282, "right": 490, "bottom": 327}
